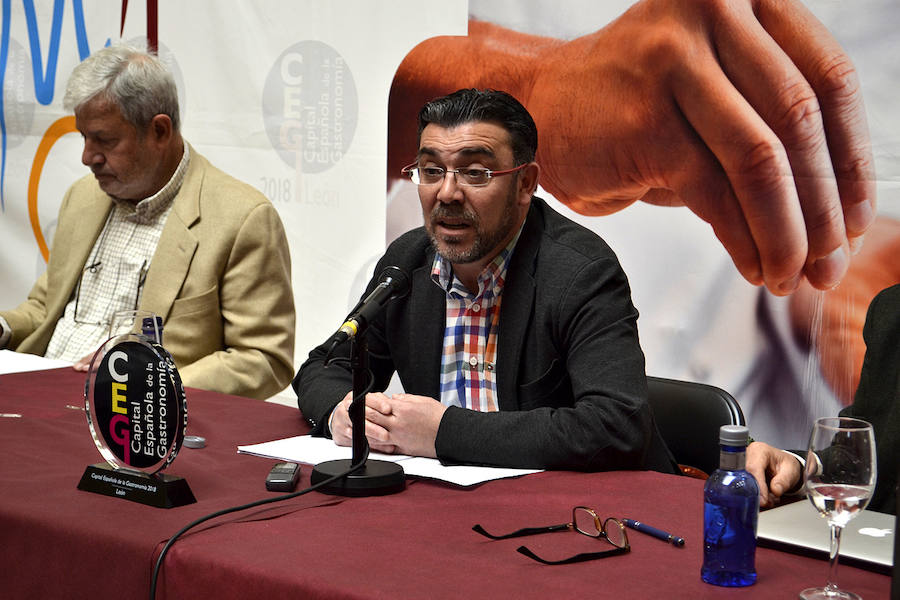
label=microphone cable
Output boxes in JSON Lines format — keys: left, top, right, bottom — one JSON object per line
{"left": 150, "top": 357, "right": 378, "bottom": 600}
{"left": 148, "top": 437, "right": 370, "bottom": 600}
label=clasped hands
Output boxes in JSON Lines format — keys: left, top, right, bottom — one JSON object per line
{"left": 329, "top": 391, "right": 447, "bottom": 458}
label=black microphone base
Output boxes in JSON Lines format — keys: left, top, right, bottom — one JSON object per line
{"left": 311, "top": 459, "right": 405, "bottom": 496}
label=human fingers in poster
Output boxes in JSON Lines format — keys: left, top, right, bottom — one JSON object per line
{"left": 526, "top": 0, "right": 875, "bottom": 296}
{"left": 788, "top": 216, "right": 900, "bottom": 405}
{"left": 390, "top": 0, "right": 876, "bottom": 296}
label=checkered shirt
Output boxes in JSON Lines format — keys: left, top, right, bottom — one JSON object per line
{"left": 44, "top": 145, "right": 191, "bottom": 361}
{"left": 431, "top": 229, "right": 522, "bottom": 411}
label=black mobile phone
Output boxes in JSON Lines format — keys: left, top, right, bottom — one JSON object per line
{"left": 265, "top": 462, "right": 301, "bottom": 492}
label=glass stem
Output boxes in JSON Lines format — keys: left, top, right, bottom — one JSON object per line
{"left": 825, "top": 523, "right": 843, "bottom": 593}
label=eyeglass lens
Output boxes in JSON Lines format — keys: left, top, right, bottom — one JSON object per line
{"left": 414, "top": 167, "right": 489, "bottom": 186}
{"left": 573, "top": 507, "right": 627, "bottom": 548}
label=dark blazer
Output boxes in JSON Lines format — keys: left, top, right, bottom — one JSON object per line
{"left": 294, "top": 197, "right": 676, "bottom": 473}
{"left": 840, "top": 283, "right": 900, "bottom": 514}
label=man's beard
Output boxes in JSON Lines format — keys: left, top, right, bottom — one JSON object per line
{"left": 426, "top": 188, "right": 518, "bottom": 264}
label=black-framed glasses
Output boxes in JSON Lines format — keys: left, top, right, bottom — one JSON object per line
{"left": 401, "top": 162, "right": 528, "bottom": 187}
{"left": 473, "top": 506, "right": 630, "bottom": 565}
{"left": 73, "top": 259, "right": 148, "bottom": 326}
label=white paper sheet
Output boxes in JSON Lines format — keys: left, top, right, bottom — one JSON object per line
{"left": 0, "top": 349, "right": 72, "bottom": 375}
{"left": 237, "top": 435, "right": 541, "bottom": 487}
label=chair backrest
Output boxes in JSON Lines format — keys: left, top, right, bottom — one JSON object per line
{"left": 646, "top": 376, "right": 745, "bottom": 477}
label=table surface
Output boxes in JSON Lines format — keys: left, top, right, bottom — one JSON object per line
{"left": 0, "top": 367, "right": 890, "bottom": 600}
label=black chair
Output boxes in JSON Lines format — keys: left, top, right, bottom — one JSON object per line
{"left": 646, "top": 376, "right": 745, "bottom": 478}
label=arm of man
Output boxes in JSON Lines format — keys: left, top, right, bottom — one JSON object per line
{"left": 0, "top": 270, "right": 51, "bottom": 349}
{"left": 294, "top": 231, "right": 428, "bottom": 435}
{"left": 299, "top": 259, "right": 661, "bottom": 470}
{"left": 293, "top": 305, "right": 400, "bottom": 436}
{"left": 434, "top": 252, "right": 672, "bottom": 472}
{"left": 297, "top": 225, "right": 671, "bottom": 471}
{"left": 746, "top": 441, "right": 805, "bottom": 508}
{"left": 389, "top": 0, "right": 875, "bottom": 296}
{"left": 177, "top": 203, "right": 295, "bottom": 400}
{"left": 325, "top": 391, "right": 446, "bottom": 458}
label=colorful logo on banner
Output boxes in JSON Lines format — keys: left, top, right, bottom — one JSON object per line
{"left": 1, "top": 0, "right": 162, "bottom": 259}
{"left": 263, "top": 41, "right": 358, "bottom": 174}
{"left": 1, "top": 0, "right": 93, "bottom": 212}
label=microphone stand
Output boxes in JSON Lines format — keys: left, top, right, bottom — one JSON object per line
{"left": 310, "top": 335, "right": 406, "bottom": 496}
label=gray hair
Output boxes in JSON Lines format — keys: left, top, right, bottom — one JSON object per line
{"left": 63, "top": 44, "right": 180, "bottom": 133}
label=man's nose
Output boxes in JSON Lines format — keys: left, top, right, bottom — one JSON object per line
{"left": 81, "top": 143, "right": 103, "bottom": 167}
{"left": 436, "top": 170, "right": 463, "bottom": 203}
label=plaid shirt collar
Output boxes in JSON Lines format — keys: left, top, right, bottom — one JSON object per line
{"left": 111, "top": 142, "right": 190, "bottom": 224}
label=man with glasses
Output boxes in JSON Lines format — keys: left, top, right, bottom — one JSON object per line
{"left": 294, "top": 88, "right": 676, "bottom": 472}
{"left": 0, "top": 45, "right": 295, "bottom": 401}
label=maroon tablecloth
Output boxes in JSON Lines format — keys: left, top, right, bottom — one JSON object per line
{"left": 0, "top": 367, "right": 890, "bottom": 599}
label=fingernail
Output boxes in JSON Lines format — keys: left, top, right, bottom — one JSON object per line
{"left": 809, "top": 246, "right": 849, "bottom": 290}
{"left": 776, "top": 273, "right": 802, "bottom": 295}
{"left": 844, "top": 200, "right": 875, "bottom": 237}
{"left": 744, "top": 265, "right": 763, "bottom": 287}
{"left": 849, "top": 234, "right": 865, "bottom": 256}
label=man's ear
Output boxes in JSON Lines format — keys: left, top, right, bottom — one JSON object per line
{"left": 517, "top": 162, "right": 540, "bottom": 201}
{"left": 149, "top": 114, "right": 174, "bottom": 144}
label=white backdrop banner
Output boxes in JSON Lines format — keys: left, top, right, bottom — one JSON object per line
{"left": 1, "top": 1, "right": 897, "bottom": 449}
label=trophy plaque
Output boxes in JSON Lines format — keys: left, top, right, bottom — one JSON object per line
{"left": 77, "top": 313, "right": 195, "bottom": 508}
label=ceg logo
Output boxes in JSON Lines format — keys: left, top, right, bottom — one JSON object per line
{"left": 262, "top": 40, "right": 358, "bottom": 174}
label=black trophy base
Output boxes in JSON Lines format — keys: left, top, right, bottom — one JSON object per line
{"left": 311, "top": 459, "right": 405, "bottom": 496}
{"left": 77, "top": 463, "right": 196, "bottom": 508}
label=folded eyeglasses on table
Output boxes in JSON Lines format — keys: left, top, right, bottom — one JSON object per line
{"left": 473, "top": 506, "right": 630, "bottom": 565}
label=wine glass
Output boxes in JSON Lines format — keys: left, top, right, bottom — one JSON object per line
{"left": 800, "top": 417, "right": 877, "bottom": 600}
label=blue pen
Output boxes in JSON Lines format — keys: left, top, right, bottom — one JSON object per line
{"left": 623, "top": 518, "right": 685, "bottom": 547}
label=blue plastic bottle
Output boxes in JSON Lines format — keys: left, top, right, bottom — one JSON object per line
{"left": 142, "top": 316, "right": 163, "bottom": 344}
{"left": 701, "top": 424, "right": 759, "bottom": 587}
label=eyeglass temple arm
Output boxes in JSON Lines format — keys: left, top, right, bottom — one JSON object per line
{"left": 515, "top": 545, "right": 629, "bottom": 565}
{"left": 472, "top": 523, "right": 570, "bottom": 540}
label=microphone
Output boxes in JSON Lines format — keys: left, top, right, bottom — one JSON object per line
{"left": 333, "top": 266, "right": 410, "bottom": 344}
{"left": 314, "top": 265, "right": 411, "bottom": 496}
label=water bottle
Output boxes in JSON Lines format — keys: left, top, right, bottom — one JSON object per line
{"left": 142, "top": 316, "right": 163, "bottom": 344}
{"left": 701, "top": 424, "right": 759, "bottom": 587}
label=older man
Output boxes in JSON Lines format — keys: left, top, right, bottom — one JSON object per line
{"left": 295, "top": 89, "right": 675, "bottom": 471}
{"left": 0, "top": 45, "right": 295, "bottom": 401}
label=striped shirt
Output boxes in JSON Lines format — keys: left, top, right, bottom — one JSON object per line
{"left": 43, "top": 144, "right": 191, "bottom": 362}
{"left": 432, "top": 228, "right": 522, "bottom": 411}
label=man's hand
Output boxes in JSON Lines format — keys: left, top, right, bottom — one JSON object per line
{"left": 328, "top": 391, "right": 355, "bottom": 447}
{"left": 390, "top": 0, "right": 876, "bottom": 296}
{"left": 528, "top": 0, "right": 874, "bottom": 296}
{"left": 73, "top": 350, "right": 98, "bottom": 372}
{"left": 363, "top": 393, "right": 446, "bottom": 458}
{"left": 746, "top": 441, "right": 804, "bottom": 508}
{"left": 328, "top": 391, "right": 447, "bottom": 458}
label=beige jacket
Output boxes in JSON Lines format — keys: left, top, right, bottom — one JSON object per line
{"left": 2, "top": 147, "right": 295, "bottom": 400}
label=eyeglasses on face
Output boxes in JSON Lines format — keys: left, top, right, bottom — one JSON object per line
{"left": 473, "top": 506, "right": 630, "bottom": 565}
{"left": 401, "top": 163, "right": 528, "bottom": 187}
